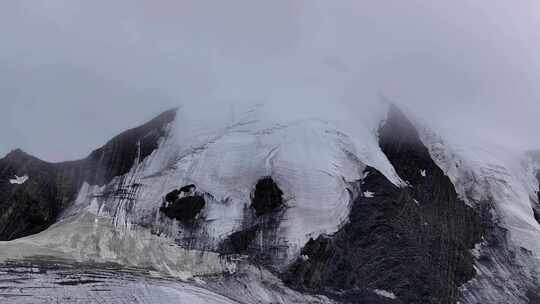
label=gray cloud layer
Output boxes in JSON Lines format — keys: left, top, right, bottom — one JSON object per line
{"left": 1, "top": 1, "right": 539, "bottom": 161}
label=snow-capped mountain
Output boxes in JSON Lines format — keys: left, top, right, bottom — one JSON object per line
{"left": 1, "top": 104, "right": 539, "bottom": 303}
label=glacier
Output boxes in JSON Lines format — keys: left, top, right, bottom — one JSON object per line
{"left": 1, "top": 103, "right": 540, "bottom": 303}
{"left": 418, "top": 121, "right": 540, "bottom": 303}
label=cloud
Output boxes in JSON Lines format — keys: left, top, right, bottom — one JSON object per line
{"left": 0, "top": 0, "right": 539, "bottom": 161}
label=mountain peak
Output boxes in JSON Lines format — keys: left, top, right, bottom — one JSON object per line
{"left": 0, "top": 107, "right": 178, "bottom": 241}
{"left": 2, "top": 148, "right": 35, "bottom": 162}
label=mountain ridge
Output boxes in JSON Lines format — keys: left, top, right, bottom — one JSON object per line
{"left": 0, "top": 104, "right": 539, "bottom": 303}
{"left": 0, "top": 108, "right": 177, "bottom": 240}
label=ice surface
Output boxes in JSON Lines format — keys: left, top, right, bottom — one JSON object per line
{"left": 0, "top": 212, "right": 236, "bottom": 280}
{"left": 165, "top": 103, "right": 403, "bottom": 260}
{"left": 418, "top": 122, "right": 540, "bottom": 303}
{"left": 364, "top": 191, "right": 375, "bottom": 198}
{"left": 0, "top": 264, "right": 241, "bottom": 304}
{"left": 421, "top": 127, "right": 540, "bottom": 254}
{"left": 36, "top": 103, "right": 403, "bottom": 266}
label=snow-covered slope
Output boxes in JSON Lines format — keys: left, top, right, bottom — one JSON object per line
{"left": 50, "top": 103, "right": 403, "bottom": 266}
{"left": 1, "top": 103, "right": 540, "bottom": 303}
{"left": 0, "top": 103, "right": 399, "bottom": 303}
{"left": 418, "top": 122, "right": 540, "bottom": 303}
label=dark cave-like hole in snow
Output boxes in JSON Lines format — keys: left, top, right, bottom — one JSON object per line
{"left": 251, "top": 176, "right": 284, "bottom": 216}
{"left": 160, "top": 185, "right": 204, "bottom": 223}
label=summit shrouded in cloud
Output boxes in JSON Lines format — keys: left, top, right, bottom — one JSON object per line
{"left": 1, "top": 1, "right": 540, "bottom": 161}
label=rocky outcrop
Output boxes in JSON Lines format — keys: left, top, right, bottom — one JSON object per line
{"left": 251, "top": 177, "right": 284, "bottom": 216}
{"left": 160, "top": 185, "right": 205, "bottom": 223}
{"left": 534, "top": 171, "right": 540, "bottom": 224}
{"left": 82, "top": 108, "right": 177, "bottom": 186}
{"left": 220, "top": 176, "right": 286, "bottom": 268}
{"left": 0, "top": 109, "right": 176, "bottom": 241}
{"left": 526, "top": 151, "right": 540, "bottom": 225}
{"left": 284, "top": 105, "right": 483, "bottom": 304}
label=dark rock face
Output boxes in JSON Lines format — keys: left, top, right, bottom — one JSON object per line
{"left": 81, "top": 108, "right": 177, "bottom": 186}
{"left": 284, "top": 105, "right": 483, "bottom": 304}
{"left": 524, "top": 151, "right": 540, "bottom": 225}
{"left": 222, "top": 226, "right": 258, "bottom": 254}
{"left": 537, "top": 171, "right": 540, "bottom": 196}
{"left": 0, "top": 109, "right": 176, "bottom": 241}
{"left": 533, "top": 171, "right": 540, "bottom": 225}
{"left": 221, "top": 176, "right": 286, "bottom": 267}
{"left": 160, "top": 185, "right": 205, "bottom": 223}
{"left": 527, "top": 289, "right": 540, "bottom": 304}
{"left": 251, "top": 177, "right": 284, "bottom": 216}
{"left": 0, "top": 151, "right": 59, "bottom": 240}
{"left": 376, "top": 106, "right": 483, "bottom": 300}
{"left": 164, "top": 185, "right": 196, "bottom": 205}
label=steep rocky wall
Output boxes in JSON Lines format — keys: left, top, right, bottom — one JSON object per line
{"left": 220, "top": 176, "right": 287, "bottom": 269}
{"left": 534, "top": 170, "right": 540, "bottom": 224}
{"left": 0, "top": 109, "right": 176, "bottom": 240}
{"left": 525, "top": 150, "right": 540, "bottom": 225}
{"left": 284, "top": 106, "right": 483, "bottom": 304}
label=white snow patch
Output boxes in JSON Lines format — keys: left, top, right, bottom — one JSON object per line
{"left": 0, "top": 212, "right": 237, "bottom": 280}
{"left": 373, "top": 289, "right": 397, "bottom": 299}
{"left": 364, "top": 191, "right": 375, "bottom": 198}
{"left": 9, "top": 174, "right": 28, "bottom": 185}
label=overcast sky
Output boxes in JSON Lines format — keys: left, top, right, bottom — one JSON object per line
{"left": 1, "top": 1, "right": 540, "bottom": 162}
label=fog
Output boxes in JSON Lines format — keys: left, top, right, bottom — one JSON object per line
{"left": 1, "top": 1, "right": 539, "bottom": 162}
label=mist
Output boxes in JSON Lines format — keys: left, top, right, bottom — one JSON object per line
{"left": 1, "top": 0, "right": 539, "bottom": 162}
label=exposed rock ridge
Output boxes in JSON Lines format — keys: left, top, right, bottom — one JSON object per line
{"left": 0, "top": 108, "right": 177, "bottom": 240}
{"left": 220, "top": 176, "right": 287, "bottom": 269}
{"left": 283, "top": 105, "right": 483, "bottom": 304}
{"left": 160, "top": 184, "right": 206, "bottom": 224}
